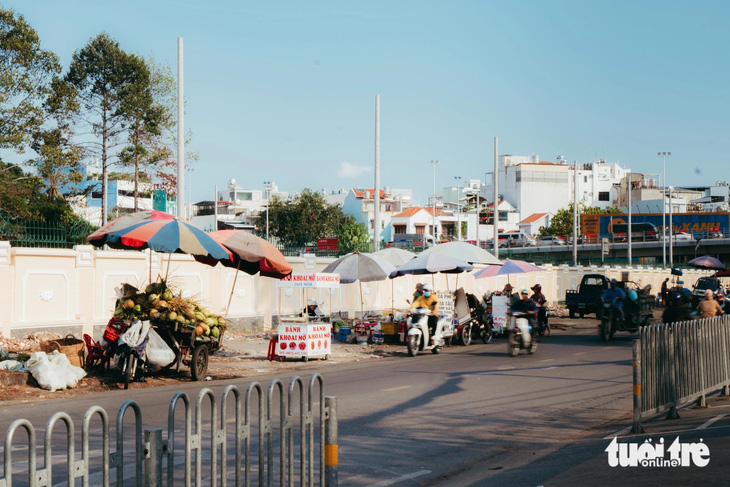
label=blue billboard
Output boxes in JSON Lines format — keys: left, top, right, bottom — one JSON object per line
{"left": 581, "top": 212, "right": 730, "bottom": 239}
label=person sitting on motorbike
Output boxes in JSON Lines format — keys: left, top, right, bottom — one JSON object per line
{"left": 411, "top": 283, "right": 440, "bottom": 342}
{"left": 662, "top": 292, "right": 692, "bottom": 324}
{"left": 530, "top": 284, "right": 549, "bottom": 336}
{"left": 697, "top": 289, "right": 724, "bottom": 319}
{"left": 510, "top": 289, "right": 538, "bottom": 327}
{"left": 412, "top": 282, "right": 424, "bottom": 303}
{"left": 601, "top": 279, "right": 626, "bottom": 324}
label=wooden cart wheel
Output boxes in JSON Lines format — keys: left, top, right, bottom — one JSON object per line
{"left": 190, "top": 345, "right": 209, "bottom": 381}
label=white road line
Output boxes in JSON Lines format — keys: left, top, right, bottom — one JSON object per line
{"left": 697, "top": 414, "right": 726, "bottom": 430}
{"left": 369, "top": 469, "right": 431, "bottom": 486}
{"left": 539, "top": 358, "right": 554, "bottom": 362}
{"left": 540, "top": 366, "right": 557, "bottom": 370}
{"left": 573, "top": 352, "right": 587, "bottom": 356}
{"left": 603, "top": 427, "right": 630, "bottom": 439}
{"left": 382, "top": 385, "right": 411, "bottom": 392}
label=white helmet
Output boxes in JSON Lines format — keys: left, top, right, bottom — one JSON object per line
{"left": 423, "top": 284, "right": 434, "bottom": 292}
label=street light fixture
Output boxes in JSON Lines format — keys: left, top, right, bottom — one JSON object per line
{"left": 263, "top": 181, "right": 271, "bottom": 241}
{"left": 454, "top": 176, "right": 462, "bottom": 241}
{"left": 668, "top": 186, "right": 674, "bottom": 267}
{"left": 658, "top": 151, "right": 671, "bottom": 267}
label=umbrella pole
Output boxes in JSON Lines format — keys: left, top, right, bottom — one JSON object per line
{"left": 225, "top": 261, "right": 242, "bottom": 316}
{"left": 149, "top": 250, "right": 152, "bottom": 283}
{"left": 165, "top": 253, "right": 172, "bottom": 281}
{"left": 359, "top": 281, "right": 364, "bottom": 318}
{"left": 391, "top": 279, "right": 394, "bottom": 314}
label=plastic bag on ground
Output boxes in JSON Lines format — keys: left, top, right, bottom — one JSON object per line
{"left": 26, "top": 351, "right": 86, "bottom": 391}
{"left": 0, "top": 360, "right": 28, "bottom": 372}
{"left": 146, "top": 328, "right": 176, "bottom": 369}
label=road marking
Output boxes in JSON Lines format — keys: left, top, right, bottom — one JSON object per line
{"left": 382, "top": 385, "right": 411, "bottom": 392}
{"left": 369, "top": 470, "right": 431, "bottom": 486}
{"left": 540, "top": 366, "right": 557, "bottom": 370}
{"left": 539, "top": 358, "right": 554, "bottom": 362}
{"left": 497, "top": 365, "right": 515, "bottom": 370}
{"left": 603, "top": 427, "right": 630, "bottom": 439}
{"left": 697, "top": 414, "right": 726, "bottom": 430}
{"left": 573, "top": 352, "right": 587, "bottom": 356}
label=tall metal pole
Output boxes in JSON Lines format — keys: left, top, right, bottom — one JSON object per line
{"left": 669, "top": 186, "right": 674, "bottom": 267}
{"left": 177, "top": 38, "right": 185, "bottom": 220}
{"left": 264, "top": 181, "right": 271, "bottom": 241}
{"left": 373, "top": 95, "right": 381, "bottom": 251}
{"left": 455, "top": 176, "right": 462, "bottom": 241}
{"left": 659, "top": 152, "right": 670, "bottom": 267}
{"left": 213, "top": 184, "right": 218, "bottom": 231}
{"left": 573, "top": 160, "right": 578, "bottom": 266}
{"left": 628, "top": 175, "right": 632, "bottom": 266}
{"left": 493, "top": 137, "right": 499, "bottom": 258}
{"left": 431, "top": 160, "right": 438, "bottom": 242}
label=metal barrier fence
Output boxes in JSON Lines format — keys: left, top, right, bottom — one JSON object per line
{"left": 632, "top": 315, "right": 730, "bottom": 433}
{"left": 0, "top": 374, "right": 338, "bottom": 486}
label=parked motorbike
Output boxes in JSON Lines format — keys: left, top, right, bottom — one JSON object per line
{"left": 507, "top": 311, "right": 538, "bottom": 356}
{"left": 406, "top": 308, "right": 453, "bottom": 356}
{"left": 467, "top": 293, "right": 493, "bottom": 344}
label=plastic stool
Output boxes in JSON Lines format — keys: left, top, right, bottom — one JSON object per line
{"left": 267, "top": 334, "right": 279, "bottom": 361}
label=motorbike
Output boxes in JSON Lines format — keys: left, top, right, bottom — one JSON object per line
{"left": 406, "top": 307, "right": 454, "bottom": 356}
{"left": 507, "top": 311, "right": 538, "bottom": 356}
{"left": 535, "top": 305, "right": 549, "bottom": 336}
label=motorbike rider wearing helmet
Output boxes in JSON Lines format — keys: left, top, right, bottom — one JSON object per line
{"left": 530, "top": 284, "right": 549, "bottom": 336}
{"left": 601, "top": 279, "right": 626, "bottom": 324}
{"left": 411, "top": 283, "right": 440, "bottom": 341}
{"left": 662, "top": 292, "right": 692, "bottom": 324}
{"left": 697, "top": 289, "right": 724, "bottom": 319}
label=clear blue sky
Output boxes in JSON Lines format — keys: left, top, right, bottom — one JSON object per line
{"left": 13, "top": 0, "right": 730, "bottom": 204}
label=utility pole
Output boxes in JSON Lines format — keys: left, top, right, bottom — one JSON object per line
{"left": 177, "top": 38, "right": 185, "bottom": 220}
{"left": 573, "top": 160, "right": 578, "bottom": 266}
{"left": 493, "top": 137, "right": 499, "bottom": 258}
{"left": 431, "top": 160, "right": 438, "bottom": 243}
{"left": 669, "top": 186, "right": 674, "bottom": 267}
{"left": 628, "top": 175, "right": 632, "bottom": 266}
{"left": 455, "top": 176, "right": 462, "bottom": 241}
{"left": 373, "top": 95, "right": 381, "bottom": 251}
{"left": 658, "top": 152, "right": 670, "bottom": 267}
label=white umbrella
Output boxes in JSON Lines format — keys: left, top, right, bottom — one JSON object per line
{"left": 373, "top": 248, "right": 417, "bottom": 312}
{"left": 421, "top": 241, "right": 502, "bottom": 265}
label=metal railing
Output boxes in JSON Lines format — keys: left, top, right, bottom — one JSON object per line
{"left": 0, "top": 374, "right": 338, "bottom": 486}
{"left": 0, "top": 212, "right": 97, "bottom": 249}
{"left": 632, "top": 316, "right": 730, "bottom": 433}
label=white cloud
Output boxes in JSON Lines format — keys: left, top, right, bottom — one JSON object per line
{"left": 338, "top": 162, "right": 371, "bottom": 178}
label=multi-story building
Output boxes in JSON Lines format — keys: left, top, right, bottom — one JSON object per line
{"left": 342, "top": 187, "right": 413, "bottom": 243}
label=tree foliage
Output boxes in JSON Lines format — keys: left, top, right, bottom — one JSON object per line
{"left": 0, "top": 8, "right": 60, "bottom": 153}
{"left": 538, "top": 203, "right": 624, "bottom": 237}
{"left": 337, "top": 221, "right": 371, "bottom": 254}
{"left": 259, "top": 189, "right": 354, "bottom": 247}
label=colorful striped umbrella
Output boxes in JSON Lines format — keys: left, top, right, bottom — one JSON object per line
{"left": 196, "top": 230, "right": 292, "bottom": 279}
{"left": 101, "top": 219, "right": 232, "bottom": 261}
{"left": 472, "top": 259, "right": 543, "bottom": 279}
{"left": 86, "top": 210, "right": 175, "bottom": 247}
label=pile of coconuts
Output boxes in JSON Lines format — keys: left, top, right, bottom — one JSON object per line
{"left": 113, "top": 280, "right": 226, "bottom": 341}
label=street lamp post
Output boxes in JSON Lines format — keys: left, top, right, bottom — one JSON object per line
{"left": 431, "top": 160, "right": 438, "bottom": 242}
{"left": 658, "top": 152, "right": 671, "bottom": 267}
{"left": 454, "top": 176, "right": 462, "bottom": 241}
{"left": 264, "top": 181, "right": 271, "bottom": 241}
{"left": 668, "top": 186, "right": 674, "bottom": 267}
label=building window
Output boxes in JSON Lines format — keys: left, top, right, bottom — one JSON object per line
{"left": 393, "top": 224, "right": 406, "bottom": 234}
{"left": 415, "top": 225, "right": 425, "bottom": 234}
{"left": 598, "top": 192, "right": 610, "bottom": 201}
{"left": 499, "top": 211, "right": 508, "bottom": 222}
{"left": 584, "top": 176, "right": 588, "bottom": 183}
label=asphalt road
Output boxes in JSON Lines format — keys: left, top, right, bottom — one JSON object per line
{"left": 2, "top": 321, "right": 729, "bottom": 485}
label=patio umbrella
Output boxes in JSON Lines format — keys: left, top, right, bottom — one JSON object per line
{"left": 373, "top": 248, "right": 416, "bottom": 312}
{"left": 373, "top": 247, "right": 416, "bottom": 267}
{"left": 321, "top": 251, "right": 397, "bottom": 315}
{"left": 472, "top": 259, "right": 543, "bottom": 281}
{"left": 86, "top": 210, "right": 175, "bottom": 247}
{"left": 421, "top": 241, "right": 502, "bottom": 265}
{"left": 194, "top": 230, "right": 292, "bottom": 314}
{"left": 392, "top": 253, "right": 474, "bottom": 277}
{"left": 688, "top": 255, "right": 726, "bottom": 271}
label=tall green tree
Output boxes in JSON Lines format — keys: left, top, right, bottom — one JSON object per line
{"left": 260, "top": 189, "right": 351, "bottom": 247}
{"left": 538, "top": 203, "right": 624, "bottom": 237}
{"left": 0, "top": 8, "right": 60, "bottom": 154}
{"left": 337, "top": 221, "right": 371, "bottom": 254}
{"left": 65, "top": 33, "right": 147, "bottom": 224}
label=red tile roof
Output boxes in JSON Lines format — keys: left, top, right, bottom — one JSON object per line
{"left": 519, "top": 212, "right": 548, "bottom": 224}
{"left": 351, "top": 188, "right": 386, "bottom": 199}
{"left": 393, "top": 206, "right": 448, "bottom": 218}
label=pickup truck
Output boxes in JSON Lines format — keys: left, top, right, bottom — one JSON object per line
{"left": 565, "top": 274, "right": 611, "bottom": 318}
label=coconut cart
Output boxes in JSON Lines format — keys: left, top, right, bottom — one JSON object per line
{"left": 111, "top": 281, "right": 228, "bottom": 387}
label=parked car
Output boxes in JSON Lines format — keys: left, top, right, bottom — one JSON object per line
{"left": 538, "top": 236, "right": 566, "bottom": 246}
{"left": 568, "top": 235, "right": 587, "bottom": 245}
{"left": 673, "top": 232, "right": 694, "bottom": 241}
{"left": 508, "top": 234, "right": 537, "bottom": 247}
{"left": 708, "top": 230, "right": 724, "bottom": 239}
{"left": 690, "top": 277, "right": 725, "bottom": 309}
{"left": 565, "top": 274, "right": 611, "bottom": 319}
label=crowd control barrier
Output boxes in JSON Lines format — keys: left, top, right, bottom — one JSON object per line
{"left": 0, "top": 374, "right": 338, "bottom": 486}
{"left": 632, "top": 315, "right": 730, "bottom": 433}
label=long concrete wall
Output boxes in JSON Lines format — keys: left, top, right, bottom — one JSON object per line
{"left": 0, "top": 242, "right": 713, "bottom": 338}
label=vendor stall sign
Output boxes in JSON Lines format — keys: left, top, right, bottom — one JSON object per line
{"left": 278, "top": 273, "right": 340, "bottom": 288}
{"left": 492, "top": 295, "right": 510, "bottom": 333}
{"left": 437, "top": 292, "right": 454, "bottom": 320}
{"left": 277, "top": 323, "right": 331, "bottom": 358}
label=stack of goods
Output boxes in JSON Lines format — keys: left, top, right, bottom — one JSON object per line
{"left": 113, "top": 280, "right": 226, "bottom": 343}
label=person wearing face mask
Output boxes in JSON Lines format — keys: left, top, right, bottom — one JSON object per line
{"left": 411, "top": 283, "right": 440, "bottom": 342}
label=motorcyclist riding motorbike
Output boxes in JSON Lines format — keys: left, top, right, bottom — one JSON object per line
{"left": 530, "top": 284, "right": 549, "bottom": 336}
{"left": 601, "top": 279, "right": 626, "bottom": 323}
{"left": 510, "top": 289, "right": 538, "bottom": 343}
{"left": 411, "top": 283, "right": 439, "bottom": 343}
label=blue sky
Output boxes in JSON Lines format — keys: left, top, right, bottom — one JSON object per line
{"left": 12, "top": 0, "right": 730, "bottom": 205}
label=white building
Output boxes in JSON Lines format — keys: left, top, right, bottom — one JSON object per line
{"left": 571, "top": 159, "right": 630, "bottom": 210}
{"left": 342, "top": 188, "right": 413, "bottom": 243}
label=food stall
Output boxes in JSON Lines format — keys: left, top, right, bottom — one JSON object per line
{"left": 276, "top": 273, "right": 339, "bottom": 360}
